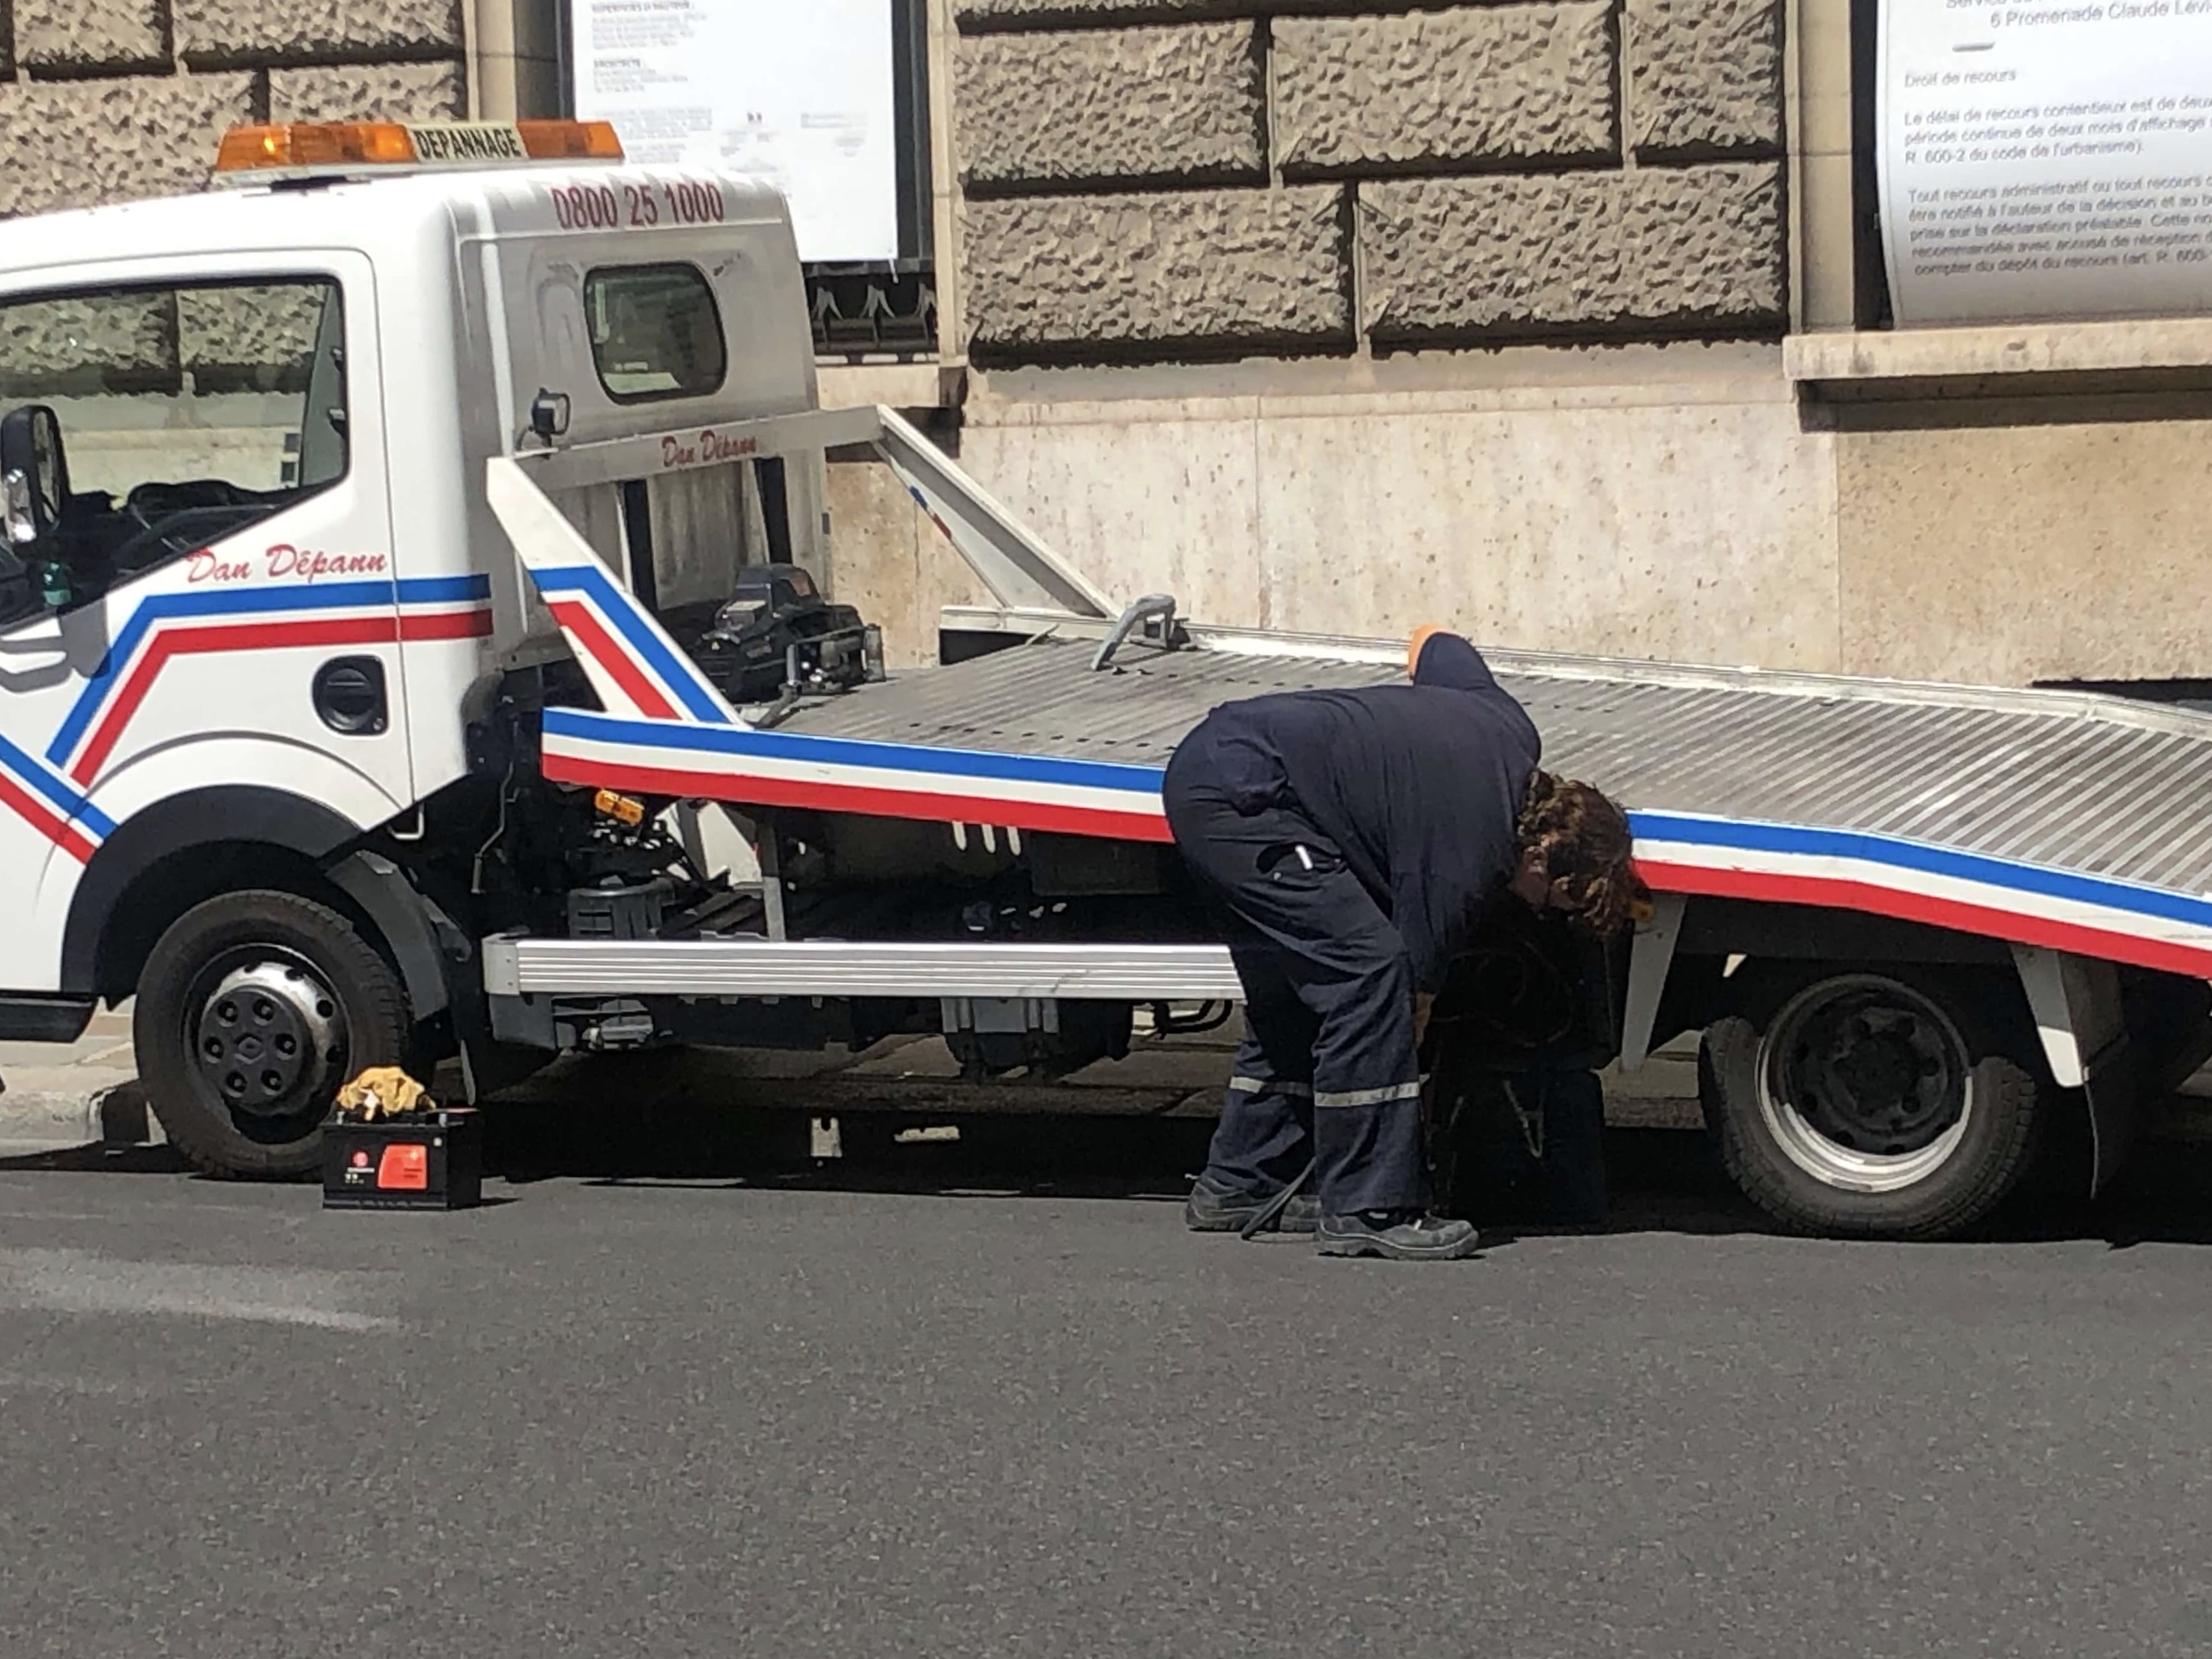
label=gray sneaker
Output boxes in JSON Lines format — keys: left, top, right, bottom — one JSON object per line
{"left": 1315, "top": 1210, "right": 1480, "bottom": 1261}
{"left": 1184, "top": 1171, "right": 1321, "bottom": 1234}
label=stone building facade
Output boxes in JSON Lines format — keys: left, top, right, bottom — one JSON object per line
{"left": 0, "top": 0, "right": 556, "bottom": 218}
{"left": 5, "top": 0, "right": 2211, "bottom": 689}
{"left": 947, "top": 2, "right": 1784, "bottom": 360}
{"left": 830, "top": 0, "right": 2212, "bottom": 688}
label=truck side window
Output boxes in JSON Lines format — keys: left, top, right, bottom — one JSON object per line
{"left": 583, "top": 264, "right": 726, "bottom": 403}
{"left": 0, "top": 276, "right": 347, "bottom": 606}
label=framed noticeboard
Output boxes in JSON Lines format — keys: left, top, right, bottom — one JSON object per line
{"left": 1877, "top": 0, "right": 2212, "bottom": 325}
{"left": 568, "top": 0, "right": 930, "bottom": 269}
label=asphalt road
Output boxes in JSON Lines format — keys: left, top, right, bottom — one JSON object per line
{"left": 3, "top": 1116, "right": 2211, "bottom": 1659}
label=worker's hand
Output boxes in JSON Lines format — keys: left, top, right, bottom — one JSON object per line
{"left": 1413, "top": 992, "right": 1435, "bottom": 1047}
{"left": 1406, "top": 625, "right": 1448, "bottom": 679}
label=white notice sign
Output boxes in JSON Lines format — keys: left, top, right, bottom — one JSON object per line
{"left": 573, "top": 0, "right": 900, "bottom": 264}
{"left": 1878, "top": 0, "right": 2212, "bottom": 325}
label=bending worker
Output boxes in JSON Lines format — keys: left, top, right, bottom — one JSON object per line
{"left": 1165, "top": 625, "right": 1638, "bottom": 1262}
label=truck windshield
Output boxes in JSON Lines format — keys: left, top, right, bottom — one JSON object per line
{"left": 0, "top": 276, "right": 346, "bottom": 593}
{"left": 584, "top": 264, "right": 726, "bottom": 402}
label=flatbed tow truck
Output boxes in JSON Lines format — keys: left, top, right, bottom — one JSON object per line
{"left": 0, "top": 119, "right": 2204, "bottom": 1240}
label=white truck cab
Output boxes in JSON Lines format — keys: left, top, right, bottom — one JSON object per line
{"left": 0, "top": 121, "right": 831, "bottom": 1169}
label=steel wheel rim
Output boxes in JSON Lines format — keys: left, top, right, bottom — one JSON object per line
{"left": 1756, "top": 977, "right": 1973, "bottom": 1194}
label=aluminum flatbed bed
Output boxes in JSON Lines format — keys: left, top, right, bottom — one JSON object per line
{"left": 536, "top": 617, "right": 2212, "bottom": 983}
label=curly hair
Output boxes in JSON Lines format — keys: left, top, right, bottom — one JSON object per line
{"left": 1515, "top": 770, "right": 1643, "bottom": 935}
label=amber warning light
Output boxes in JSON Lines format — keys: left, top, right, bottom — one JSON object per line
{"left": 214, "top": 120, "right": 623, "bottom": 182}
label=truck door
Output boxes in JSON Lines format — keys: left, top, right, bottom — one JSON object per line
{"left": 0, "top": 258, "right": 414, "bottom": 986}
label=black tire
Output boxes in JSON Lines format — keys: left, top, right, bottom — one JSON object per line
{"left": 136, "top": 890, "right": 411, "bottom": 1179}
{"left": 1699, "top": 972, "right": 2042, "bottom": 1241}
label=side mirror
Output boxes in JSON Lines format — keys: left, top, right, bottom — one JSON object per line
{"left": 0, "top": 404, "right": 67, "bottom": 582}
{"left": 528, "top": 388, "right": 571, "bottom": 443}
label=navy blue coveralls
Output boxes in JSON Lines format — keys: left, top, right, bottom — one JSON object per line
{"left": 1161, "top": 631, "right": 1542, "bottom": 1217}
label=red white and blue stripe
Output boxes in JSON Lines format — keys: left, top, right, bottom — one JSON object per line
{"left": 1631, "top": 812, "right": 2212, "bottom": 981}
{"left": 45, "top": 575, "right": 493, "bottom": 787}
{"left": 540, "top": 708, "right": 1170, "bottom": 842}
{"left": 540, "top": 707, "right": 2212, "bottom": 980}
{"left": 0, "top": 727, "right": 114, "bottom": 864}
{"left": 524, "top": 562, "right": 730, "bottom": 727}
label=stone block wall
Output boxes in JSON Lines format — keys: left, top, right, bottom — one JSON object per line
{"left": 0, "top": 279, "right": 335, "bottom": 399}
{"left": 0, "top": 0, "right": 468, "bottom": 220}
{"left": 962, "top": 187, "right": 1351, "bottom": 353}
{"left": 952, "top": 0, "right": 1785, "bottom": 362}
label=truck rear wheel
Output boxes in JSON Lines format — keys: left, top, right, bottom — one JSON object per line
{"left": 136, "top": 890, "right": 411, "bottom": 1179}
{"left": 1700, "top": 971, "right": 2041, "bottom": 1240}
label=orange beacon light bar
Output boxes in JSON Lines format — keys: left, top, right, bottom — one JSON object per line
{"left": 214, "top": 120, "right": 623, "bottom": 181}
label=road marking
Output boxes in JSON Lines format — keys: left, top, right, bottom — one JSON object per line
{"left": 0, "top": 1247, "right": 393, "bottom": 1330}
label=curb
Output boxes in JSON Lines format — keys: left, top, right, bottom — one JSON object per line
{"left": 0, "top": 1073, "right": 149, "bottom": 1149}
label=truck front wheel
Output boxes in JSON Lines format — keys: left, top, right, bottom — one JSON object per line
{"left": 136, "top": 890, "right": 411, "bottom": 1179}
{"left": 1700, "top": 971, "right": 2041, "bottom": 1240}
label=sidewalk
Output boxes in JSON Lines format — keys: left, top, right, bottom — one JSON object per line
{"left": 0, "top": 1003, "right": 147, "bottom": 1156}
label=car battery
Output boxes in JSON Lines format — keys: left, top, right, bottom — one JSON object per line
{"left": 322, "top": 1108, "right": 483, "bottom": 1211}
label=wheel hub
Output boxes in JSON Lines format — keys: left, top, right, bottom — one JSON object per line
{"left": 193, "top": 960, "right": 342, "bottom": 1120}
{"left": 1758, "top": 978, "right": 1974, "bottom": 1193}
{"left": 1801, "top": 1008, "right": 1956, "bottom": 1154}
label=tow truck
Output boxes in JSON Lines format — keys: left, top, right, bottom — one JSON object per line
{"left": 0, "top": 118, "right": 2204, "bottom": 1240}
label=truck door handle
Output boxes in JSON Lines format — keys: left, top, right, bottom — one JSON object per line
{"left": 313, "top": 656, "right": 388, "bottom": 736}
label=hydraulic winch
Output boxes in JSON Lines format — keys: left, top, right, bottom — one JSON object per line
{"left": 688, "top": 564, "right": 883, "bottom": 706}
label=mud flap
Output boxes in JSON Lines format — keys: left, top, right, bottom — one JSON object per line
{"left": 2082, "top": 1060, "right": 2139, "bottom": 1199}
{"left": 2011, "top": 944, "right": 2133, "bottom": 1197}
